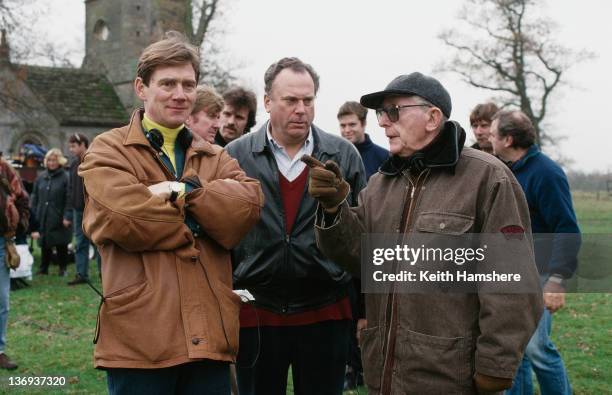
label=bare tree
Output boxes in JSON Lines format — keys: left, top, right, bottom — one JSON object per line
{"left": 437, "top": 0, "right": 593, "bottom": 146}
{"left": 186, "top": 0, "right": 238, "bottom": 90}
{"left": 185, "top": 0, "right": 219, "bottom": 47}
{"left": 0, "top": 0, "right": 74, "bottom": 66}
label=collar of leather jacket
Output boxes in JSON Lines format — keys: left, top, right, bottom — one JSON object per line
{"left": 379, "top": 120, "right": 466, "bottom": 176}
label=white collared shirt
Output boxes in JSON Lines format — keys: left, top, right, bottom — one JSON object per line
{"left": 266, "top": 122, "right": 314, "bottom": 181}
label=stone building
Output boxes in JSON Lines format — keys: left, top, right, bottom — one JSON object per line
{"left": 0, "top": 0, "right": 189, "bottom": 163}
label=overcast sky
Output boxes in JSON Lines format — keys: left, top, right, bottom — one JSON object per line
{"left": 34, "top": 0, "right": 611, "bottom": 172}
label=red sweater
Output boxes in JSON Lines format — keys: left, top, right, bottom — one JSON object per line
{"left": 240, "top": 168, "right": 351, "bottom": 328}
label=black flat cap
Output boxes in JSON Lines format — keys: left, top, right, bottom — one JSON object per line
{"left": 360, "top": 72, "right": 452, "bottom": 118}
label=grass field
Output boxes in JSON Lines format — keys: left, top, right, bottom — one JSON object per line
{"left": 0, "top": 192, "right": 610, "bottom": 394}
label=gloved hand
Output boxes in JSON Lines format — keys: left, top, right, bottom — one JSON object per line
{"left": 301, "top": 154, "right": 349, "bottom": 212}
{"left": 474, "top": 372, "right": 513, "bottom": 394}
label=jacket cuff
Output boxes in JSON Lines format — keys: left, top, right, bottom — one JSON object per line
{"left": 475, "top": 352, "right": 518, "bottom": 379}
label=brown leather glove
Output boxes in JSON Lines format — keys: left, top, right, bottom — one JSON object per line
{"left": 474, "top": 372, "right": 513, "bottom": 394}
{"left": 301, "top": 154, "right": 350, "bottom": 211}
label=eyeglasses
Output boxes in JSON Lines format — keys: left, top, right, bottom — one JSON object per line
{"left": 375, "top": 104, "right": 432, "bottom": 122}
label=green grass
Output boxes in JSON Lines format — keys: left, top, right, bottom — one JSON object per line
{"left": 0, "top": 192, "right": 610, "bottom": 394}
{"left": 1, "top": 265, "right": 105, "bottom": 394}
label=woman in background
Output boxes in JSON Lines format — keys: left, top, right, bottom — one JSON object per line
{"left": 30, "top": 148, "right": 72, "bottom": 276}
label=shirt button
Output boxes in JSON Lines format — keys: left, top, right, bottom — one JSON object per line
{"left": 439, "top": 222, "right": 446, "bottom": 230}
{"left": 191, "top": 338, "right": 200, "bottom": 345}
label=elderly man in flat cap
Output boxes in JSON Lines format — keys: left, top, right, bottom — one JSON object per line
{"left": 303, "top": 72, "right": 544, "bottom": 394}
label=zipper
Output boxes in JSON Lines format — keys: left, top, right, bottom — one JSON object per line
{"left": 402, "top": 169, "right": 430, "bottom": 233}
{"left": 380, "top": 168, "right": 430, "bottom": 394}
{"left": 148, "top": 146, "right": 178, "bottom": 181}
{"left": 268, "top": 155, "right": 290, "bottom": 314}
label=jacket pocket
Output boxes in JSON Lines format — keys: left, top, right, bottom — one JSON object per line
{"left": 213, "top": 285, "right": 242, "bottom": 356}
{"left": 395, "top": 329, "right": 474, "bottom": 393}
{"left": 360, "top": 325, "right": 384, "bottom": 392}
{"left": 105, "top": 281, "right": 152, "bottom": 315}
{"left": 415, "top": 212, "right": 474, "bottom": 235}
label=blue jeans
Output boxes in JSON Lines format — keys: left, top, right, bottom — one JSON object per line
{"left": 0, "top": 237, "right": 10, "bottom": 353}
{"left": 506, "top": 309, "right": 571, "bottom": 395}
{"left": 73, "top": 209, "right": 91, "bottom": 279}
{"left": 106, "top": 360, "right": 230, "bottom": 395}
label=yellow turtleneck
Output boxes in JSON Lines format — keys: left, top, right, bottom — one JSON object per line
{"left": 142, "top": 115, "right": 183, "bottom": 172}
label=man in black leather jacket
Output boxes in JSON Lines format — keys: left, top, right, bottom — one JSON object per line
{"left": 226, "top": 57, "right": 366, "bottom": 395}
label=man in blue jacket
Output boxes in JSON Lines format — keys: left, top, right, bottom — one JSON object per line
{"left": 489, "top": 109, "right": 580, "bottom": 395}
{"left": 338, "top": 101, "right": 389, "bottom": 180}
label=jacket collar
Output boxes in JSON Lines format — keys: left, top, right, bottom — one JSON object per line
{"left": 354, "top": 134, "right": 374, "bottom": 151}
{"left": 510, "top": 145, "right": 540, "bottom": 172}
{"left": 251, "top": 121, "right": 339, "bottom": 156}
{"left": 123, "top": 109, "right": 216, "bottom": 156}
{"left": 379, "top": 120, "right": 466, "bottom": 176}
{"left": 44, "top": 167, "right": 63, "bottom": 178}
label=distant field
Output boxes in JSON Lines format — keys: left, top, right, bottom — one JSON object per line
{"left": 558, "top": 191, "right": 612, "bottom": 394}
{"left": 0, "top": 192, "right": 609, "bottom": 394}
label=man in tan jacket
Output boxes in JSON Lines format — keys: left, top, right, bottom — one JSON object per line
{"left": 79, "top": 32, "right": 263, "bottom": 395}
{"left": 305, "top": 72, "right": 543, "bottom": 394}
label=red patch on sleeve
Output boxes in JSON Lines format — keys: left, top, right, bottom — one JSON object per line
{"left": 500, "top": 225, "right": 525, "bottom": 240}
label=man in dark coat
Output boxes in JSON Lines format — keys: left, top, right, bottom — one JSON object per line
{"left": 66, "top": 133, "right": 93, "bottom": 285}
{"left": 338, "top": 101, "right": 389, "bottom": 180}
{"left": 215, "top": 86, "right": 257, "bottom": 147}
{"left": 226, "top": 57, "right": 367, "bottom": 395}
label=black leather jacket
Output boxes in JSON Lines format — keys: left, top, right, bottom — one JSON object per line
{"left": 226, "top": 122, "right": 367, "bottom": 314}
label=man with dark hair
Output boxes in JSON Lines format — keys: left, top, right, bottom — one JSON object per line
{"left": 216, "top": 86, "right": 257, "bottom": 147}
{"left": 66, "top": 133, "right": 93, "bottom": 285}
{"left": 226, "top": 57, "right": 366, "bottom": 395}
{"left": 0, "top": 157, "right": 29, "bottom": 369}
{"left": 79, "top": 31, "right": 263, "bottom": 394}
{"left": 490, "top": 110, "right": 579, "bottom": 395}
{"left": 469, "top": 102, "right": 499, "bottom": 154}
{"left": 306, "top": 72, "right": 543, "bottom": 394}
{"left": 338, "top": 101, "right": 388, "bottom": 180}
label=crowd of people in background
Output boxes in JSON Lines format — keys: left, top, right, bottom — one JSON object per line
{"left": 0, "top": 31, "right": 581, "bottom": 395}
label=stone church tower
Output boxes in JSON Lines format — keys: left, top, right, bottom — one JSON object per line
{"left": 82, "top": 0, "right": 189, "bottom": 112}
{"left": 0, "top": 0, "right": 193, "bottom": 171}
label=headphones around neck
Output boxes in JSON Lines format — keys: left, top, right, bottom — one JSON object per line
{"left": 145, "top": 127, "right": 193, "bottom": 153}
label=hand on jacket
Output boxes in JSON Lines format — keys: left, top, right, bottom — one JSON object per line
{"left": 301, "top": 154, "right": 349, "bottom": 213}
{"left": 474, "top": 372, "right": 513, "bottom": 393}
